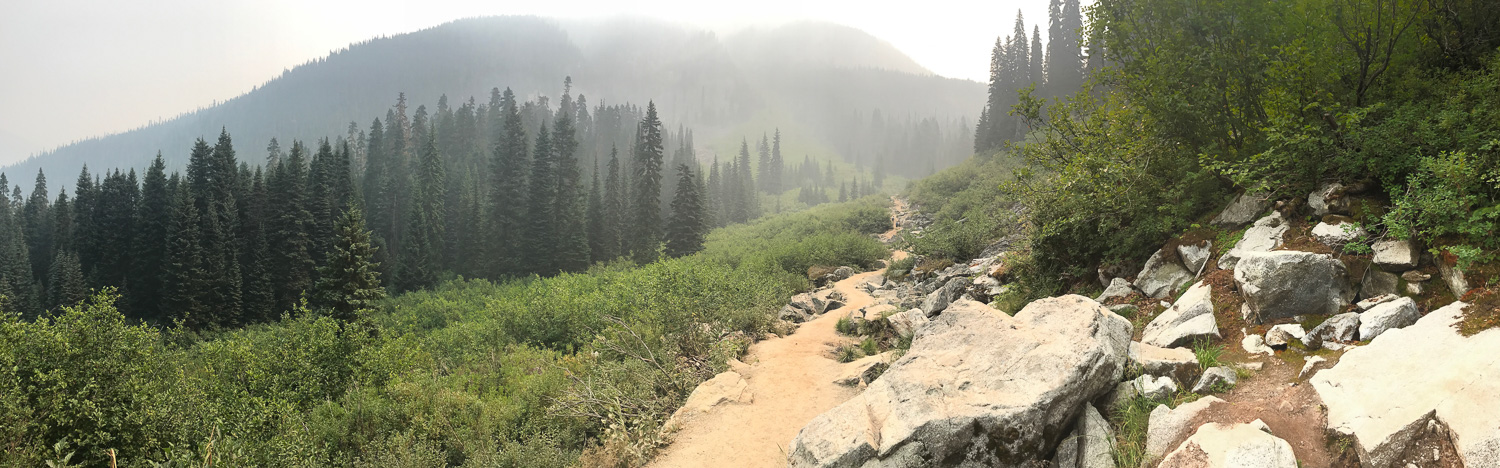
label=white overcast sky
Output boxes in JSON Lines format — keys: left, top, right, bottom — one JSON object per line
{"left": 0, "top": 0, "right": 1062, "bottom": 165}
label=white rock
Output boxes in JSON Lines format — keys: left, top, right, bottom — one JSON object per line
{"left": 1309, "top": 182, "right": 1344, "bottom": 216}
{"left": 1133, "top": 374, "right": 1179, "bottom": 400}
{"left": 920, "top": 276, "right": 969, "bottom": 315}
{"left": 1053, "top": 404, "right": 1116, "bottom": 468}
{"left": 1302, "top": 312, "right": 1361, "bottom": 350}
{"left": 1235, "top": 251, "right": 1351, "bottom": 323}
{"left": 1312, "top": 301, "right": 1500, "bottom": 468}
{"left": 1372, "top": 239, "right": 1419, "bottom": 271}
{"left": 1312, "top": 221, "right": 1367, "bottom": 246}
{"left": 1249, "top": 419, "right": 1273, "bottom": 434}
{"left": 1142, "top": 282, "right": 1221, "bottom": 348}
{"left": 788, "top": 297, "right": 1133, "bottom": 467}
{"left": 1096, "top": 277, "right": 1138, "bottom": 303}
{"left": 1157, "top": 422, "right": 1299, "bottom": 468}
{"left": 1356, "top": 293, "right": 1400, "bottom": 311}
{"left": 1219, "top": 213, "right": 1290, "bottom": 270}
{"left": 1130, "top": 341, "right": 1201, "bottom": 384}
{"left": 1438, "top": 260, "right": 1471, "bottom": 298}
{"left": 1358, "top": 296, "right": 1420, "bottom": 342}
{"left": 1211, "top": 192, "right": 1272, "bottom": 229}
{"left": 833, "top": 352, "right": 892, "bottom": 387}
{"left": 1242, "top": 334, "right": 1275, "bottom": 356}
{"left": 663, "top": 371, "right": 753, "bottom": 432}
{"left": 1265, "top": 324, "right": 1306, "bottom": 348}
{"left": 886, "top": 308, "right": 930, "bottom": 338}
{"left": 1193, "top": 366, "right": 1239, "bottom": 394}
{"left": 1299, "top": 356, "right": 1327, "bottom": 379}
{"left": 1135, "top": 249, "right": 1195, "bottom": 299}
{"left": 1143, "top": 396, "right": 1226, "bottom": 466}
{"left": 1178, "top": 241, "right": 1213, "bottom": 275}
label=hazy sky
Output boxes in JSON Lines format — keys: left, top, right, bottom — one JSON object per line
{"left": 0, "top": 0, "right": 1060, "bottom": 165}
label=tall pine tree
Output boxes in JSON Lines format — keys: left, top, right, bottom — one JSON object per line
{"left": 665, "top": 164, "right": 706, "bottom": 257}
{"left": 630, "top": 102, "right": 665, "bottom": 263}
{"left": 314, "top": 208, "right": 384, "bottom": 322}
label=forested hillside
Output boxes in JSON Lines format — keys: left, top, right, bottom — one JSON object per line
{"left": 3, "top": 17, "right": 981, "bottom": 188}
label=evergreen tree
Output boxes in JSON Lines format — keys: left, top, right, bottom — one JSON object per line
{"left": 665, "top": 164, "right": 706, "bottom": 257}
{"left": 705, "top": 158, "right": 723, "bottom": 227}
{"left": 240, "top": 168, "right": 275, "bottom": 322}
{"left": 1031, "top": 26, "right": 1045, "bottom": 87}
{"left": 93, "top": 170, "right": 138, "bottom": 299}
{"left": 756, "top": 134, "right": 772, "bottom": 193}
{"left": 398, "top": 133, "right": 446, "bottom": 291}
{"left": 70, "top": 166, "right": 99, "bottom": 280}
{"left": 769, "top": 130, "right": 784, "bottom": 194}
{"left": 46, "top": 250, "right": 85, "bottom": 311}
{"left": 268, "top": 141, "right": 316, "bottom": 314}
{"left": 160, "top": 180, "right": 207, "bottom": 326}
{"left": 586, "top": 157, "right": 607, "bottom": 263}
{"left": 630, "top": 102, "right": 665, "bottom": 263}
{"left": 0, "top": 173, "right": 38, "bottom": 316}
{"left": 131, "top": 154, "right": 171, "bottom": 321}
{"left": 600, "top": 146, "right": 624, "bottom": 261}
{"left": 523, "top": 124, "right": 557, "bottom": 275}
{"left": 487, "top": 88, "right": 529, "bottom": 278}
{"left": 23, "top": 169, "right": 50, "bottom": 287}
{"left": 551, "top": 87, "right": 591, "bottom": 273}
{"left": 313, "top": 208, "right": 385, "bottom": 322}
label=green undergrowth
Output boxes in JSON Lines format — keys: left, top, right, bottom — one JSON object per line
{"left": 0, "top": 198, "right": 892, "bottom": 467}
{"left": 1111, "top": 391, "right": 1205, "bottom": 468}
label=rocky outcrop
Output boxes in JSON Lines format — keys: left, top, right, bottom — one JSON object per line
{"left": 787, "top": 297, "right": 1132, "bottom": 468}
{"left": 780, "top": 292, "right": 832, "bottom": 323}
{"left": 833, "top": 352, "right": 892, "bottom": 387}
{"left": 1129, "top": 342, "right": 1200, "bottom": 384}
{"left": 1051, "top": 405, "right": 1115, "bottom": 468}
{"left": 920, "top": 276, "right": 969, "bottom": 316}
{"left": 1178, "top": 241, "right": 1213, "bottom": 276}
{"left": 1357, "top": 296, "right": 1419, "bottom": 342}
{"left": 886, "top": 308, "right": 929, "bottom": 338}
{"left": 1372, "top": 239, "right": 1418, "bottom": 271}
{"left": 1301, "top": 312, "right": 1360, "bottom": 350}
{"left": 1143, "top": 396, "right": 1226, "bottom": 466}
{"left": 1135, "top": 250, "right": 1194, "bottom": 299}
{"left": 1142, "top": 281, "right": 1220, "bottom": 348}
{"left": 663, "top": 371, "right": 753, "bottom": 432}
{"left": 1211, "top": 192, "right": 1271, "bottom": 229}
{"left": 1234, "top": 251, "right": 1350, "bottom": 323}
{"left": 1312, "top": 301, "right": 1500, "bottom": 468}
{"left": 1157, "top": 422, "right": 1298, "bottom": 468}
{"left": 1218, "top": 213, "right": 1290, "bottom": 270}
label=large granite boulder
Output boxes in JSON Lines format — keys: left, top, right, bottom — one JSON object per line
{"left": 1311, "top": 221, "right": 1367, "bottom": 247}
{"left": 1142, "top": 281, "right": 1220, "bottom": 348}
{"left": 1135, "top": 249, "right": 1194, "bottom": 299}
{"left": 1234, "top": 251, "right": 1351, "bottom": 323}
{"left": 1218, "top": 213, "right": 1290, "bottom": 270}
{"left": 788, "top": 297, "right": 1133, "bottom": 468}
{"left": 1178, "top": 241, "right": 1213, "bottom": 276}
{"left": 1143, "top": 396, "right": 1226, "bottom": 466}
{"left": 1308, "top": 182, "right": 1346, "bottom": 217}
{"left": 1211, "top": 192, "right": 1272, "bottom": 229}
{"left": 1312, "top": 301, "right": 1500, "bottom": 468}
{"left": 1157, "top": 422, "right": 1298, "bottom": 468}
{"left": 1357, "top": 296, "right": 1419, "bottom": 342}
{"left": 1129, "top": 342, "right": 1200, "bottom": 384}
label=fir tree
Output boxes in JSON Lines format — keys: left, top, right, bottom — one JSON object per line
{"left": 586, "top": 157, "right": 608, "bottom": 263}
{"left": 160, "top": 180, "right": 207, "bottom": 326}
{"left": 23, "top": 169, "right": 50, "bottom": 286}
{"left": 398, "top": 133, "right": 446, "bottom": 291}
{"left": 523, "top": 124, "right": 557, "bottom": 275}
{"left": 769, "top": 130, "right": 784, "bottom": 194}
{"left": 240, "top": 168, "right": 275, "bottom": 322}
{"left": 665, "top": 164, "right": 706, "bottom": 257}
{"left": 0, "top": 173, "right": 38, "bottom": 316}
{"left": 487, "top": 88, "right": 529, "bottom": 278}
{"left": 131, "top": 154, "right": 171, "bottom": 321}
{"left": 552, "top": 87, "right": 591, "bottom": 273}
{"left": 268, "top": 141, "right": 316, "bottom": 314}
{"left": 314, "top": 208, "right": 385, "bottom": 322}
{"left": 47, "top": 250, "right": 85, "bottom": 311}
{"left": 630, "top": 102, "right": 665, "bottom": 263}
{"left": 600, "top": 146, "right": 624, "bottom": 261}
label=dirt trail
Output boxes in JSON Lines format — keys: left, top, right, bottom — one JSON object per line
{"left": 648, "top": 268, "right": 887, "bottom": 468}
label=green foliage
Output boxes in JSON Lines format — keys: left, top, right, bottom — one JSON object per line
{"left": 835, "top": 317, "right": 856, "bottom": 335}
{"left": 1193, "top": 340, "right": 1225, "bottom": 371}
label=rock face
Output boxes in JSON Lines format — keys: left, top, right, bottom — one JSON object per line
{"left": 1157, "top": 422, "right": 1298, "bottom": 468}
{"left": 663, "top": 371, "right": 753, "bottom": 431}
{"left": 886, "top": 308, "right": 930, "bottom": 338}
{"left": 1234, "top": 251, "right": 1350, "bottom": 323}
{"left": 1311, "top": 221, "right": 1367, "bottom": 247}
{"left": 1211, "top": 192, "right": 1272, "bottom": 229}
{"left": 1096, "top": 277, "right": 1138, "bottom": 303}
{"left": 1372, "top": 239, "right": 1419, "bottom": 271}
{"left": 1301, "top": 312, "right": 1361, "bottom": 350}
{"left": 1192, "top": 366, "right": 1238, "bottom": 393}
{"left": 1357, "top": 296, "right": 1420, "bottom": 342}
{"left": 1135, "top": 250, "right": 1195, "bottom": 299}
{"left": 788, "top": 297, "right": 1132, "bottom": 468}
{"left": 1051, "top": 405, "right": 1115, "bottom": 468}
{"left": 1144, "top": 396, "right": 1226, "bottom": 466}
{"left": 1218, "top": 213, "right": 1290, "bottom": 270}
{"left": 1129, "top": 342, "right": 1200, "bottom": 384}
{"left": 1142, "top": 281, "right": 1220, "bottom": 348}
{"left": 1312, "top": 301, "right": 1500, "bottom": 468}
{"left": 833, "top": 352, "right": 892, "bottom": 387}
{"left": 1178, "top": 241, "right": 1213, "bottom": 276}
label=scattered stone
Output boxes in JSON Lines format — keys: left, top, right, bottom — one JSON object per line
{"left": 833, "top": 352, "right": 892, "bottom": 387}
{"left": 920, "top": 276, "right": 969, "bottom": 316}
{"left": 663, "top": 371, "right": 753, "bottom": 432}
{"left": 1240, "top": 362, "right": 1264, "bottom": 371}
{"left": 1312, "top": 221, "right": 1367, "bottom": 247}
{"left": 1312, "top": 301, "right": 1500, "bottom": 468}
{"left": 779, "top": 305, "right": 812, "bottom": 323}
{"left": 1373, "top": 239, "right": 1419, "bottom": 272}
{"left": 1438, "top": 260, "right": 1471, "bottom": 298}
{"left": 1301, "top": 312, "right": 1361, "bottom": 350}
{"left": 972, "top": 275, "right": 1004, "bottom": 298}
{"left": 830, "top": 266, "right": 856, "bottom": 282}
{"left": 1356, "top": 293, "right": 1400, "bottom": 311}
{"left": 1192, "top": 366, "right": 1238, "bottom": 394}
{"left": 1360, "top": 269, "right": 1401, "bottom": 301}
{"left": 1265, "top": 324, "right": 1306, "bottom": 349}
{"left": 1309, "top": 182, "right": 1346, "bottom": 217}
{"left": 885, "top": 308, "right": 929, "bottom": 338}
{"left": 1219, "top": 213, "right": 1290, "bottom": 270}
{"left": 1235, "top": 251, "right": 1351, "bottom": 323}
{"left": 1096, "top": 277, "right": 1138, "bottom": 303}
{"left": 1178, "top": 241, "right": 1213, "bottom": 275}
{"left": 1242, "top": 334, "right": 1275, "bottom": 356}
{"left": 1142, "top": 281, "right": 1221, "bottom": 348}
{"left": 1358, "top": 296, "right": 1420, "bottom": 342}
{"left": 788, "top": 297, "right": 1133, "bottom": 467}
{"left": 1402, "top": 270, "right": 1432, "bottom": 283}
{"left": 1135, "top": 249, "right": 1195, "bottom": 299}
{"left": 1052, "top": 404, "right": 1115, "bottom": 468}
{"left": 1133, "top": 374, "right": 1179, "bottom": 400}
{"left": 1157, "top": 422, "right": 1299, "bottom": 468}
{"left": 1211, "top": 192, "right": 1272, "bottom": 229}
{"left": 1406, "top": 282, "right": 1424, "bottom": 295}
{"left": 1130, "top": 342, "right": 1200, "bottom": 384}
{"left": 1143, "top": 396, "right": 1226, "bottom": 466}
{"left": 1299, "top": 356, "right": 1327, "bottom": 379}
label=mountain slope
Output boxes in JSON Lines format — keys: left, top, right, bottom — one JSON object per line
{"left": 3, "top": 16, "right": 982, "bottom": 188}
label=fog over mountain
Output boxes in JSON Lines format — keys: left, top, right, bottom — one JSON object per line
{"left": 3, "top": 16, "right": 982, "bottom": 191}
